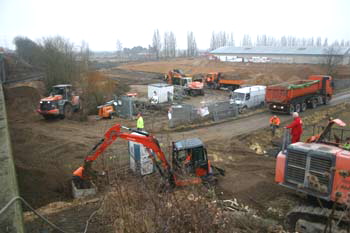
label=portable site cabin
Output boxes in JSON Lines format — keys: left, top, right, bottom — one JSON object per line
{"left": 148, "top": 83, "right": 174, "bottom": 103}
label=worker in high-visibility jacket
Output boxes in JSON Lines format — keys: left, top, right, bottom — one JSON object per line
{"left": 72, "top": 166, "right": 87, "bottom": 189}
{"left": 343, "top": 137, "right": 350, "bottom": 150}
{"left": 269, "top": 115, "right": 281, "bottom": 136}
{"left": 137, "top": 112, "right": 144, "bottom": 131}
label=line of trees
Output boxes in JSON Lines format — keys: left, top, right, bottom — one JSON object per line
{"left": 211, "top": 32, "right": 350, "bottom": 48}
{"left": 13, "top": 36, "right": 90, "bottom": 89}
{"left": 116, "top": 29, "right": 199, "bottom": 60}
{"left": 115, "top": 30, "right": 350, "bottom": 61}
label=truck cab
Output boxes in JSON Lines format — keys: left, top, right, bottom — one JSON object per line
{"left": 230, "top": 85, "right": 266, "bottom": 113}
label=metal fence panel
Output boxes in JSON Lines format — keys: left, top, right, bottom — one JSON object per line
{"left": 169, "top": 101, "right": 238, "bottom": 128}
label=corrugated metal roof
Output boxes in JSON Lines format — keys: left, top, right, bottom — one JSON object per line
{"left": 210, "top": 46, "right": 350, "bottom": 56}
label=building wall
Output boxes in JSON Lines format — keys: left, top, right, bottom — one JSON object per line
{"left": 213, "top": 53, "right": 348, "bottom": 65}
{"left": 0, "top": 84, "right": 24, "bottom": 233}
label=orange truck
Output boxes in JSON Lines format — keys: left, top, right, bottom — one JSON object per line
{"left": 205, "top": 72, "right": 246, "bottom": 90}
{"left": 265, "top": 75, "right": 334, "bottom": 114}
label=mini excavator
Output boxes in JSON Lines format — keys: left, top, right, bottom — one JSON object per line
{"left": 75, "top": 124, "right": 224, "bottom": 190}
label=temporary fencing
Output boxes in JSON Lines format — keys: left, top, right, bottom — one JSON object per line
{"left": 169, "top": 101, "right": 238, "bottom": 128}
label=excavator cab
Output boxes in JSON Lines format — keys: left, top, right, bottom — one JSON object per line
{"left": 172, "top": 138, "right": 211, "bottom": 177}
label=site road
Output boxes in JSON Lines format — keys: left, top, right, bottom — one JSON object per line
{"left": 167, "top": 90, "right": 350, "bottom": 142}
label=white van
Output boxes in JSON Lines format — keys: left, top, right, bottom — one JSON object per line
{"left": 230, "top": 85, "right": 266, "bottom": 113}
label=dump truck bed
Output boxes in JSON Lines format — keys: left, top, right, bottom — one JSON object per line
{"left": 219, "top": 79, "right": 246, "bottom": 85}
{"left": 266, "top": 80, "right": 321, "bottom": 103}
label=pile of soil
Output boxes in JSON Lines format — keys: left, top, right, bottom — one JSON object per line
{"left": 4, "top": 86, "right": 41, "bottom": 121}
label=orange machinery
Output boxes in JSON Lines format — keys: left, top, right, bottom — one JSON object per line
{"left": 266, "top": 75, "right": 334, "bottom": 114}
{"left": 205, "top": 72, "right": 246, "bottom": 90}
{"left": 275, "top": 118, "right": 350, "bottom": 231}
{"left": 78, "top": 124, "right": 224, "bottom": 188}
{"left": 165, "top": 69, "right": 204, "bottom": 96}
{"left": 37, "top": 84, "right": 80, "bottom": 120}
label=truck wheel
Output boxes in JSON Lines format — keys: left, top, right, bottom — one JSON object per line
{"left": 239, "top": 106, "right": 247, "bottom": 114}
{"left": 295, "top": 103, "right": 301, "bottom": 113}
{"left": 324, "top": 96, "right": 331, "bottom": 105}
{"left": 311, "top": 99, "right": 317, "bottom": 109}
{"left": 301, "top": 102, "right": 307, "bottom": 112}
{"left": 63, "top": 104, "right": 73, "bottom": 120}
{"left": 289, "top": 105, "right": 295, "bottom": 115}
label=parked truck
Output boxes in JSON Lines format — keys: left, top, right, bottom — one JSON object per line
{"left": 205, "top": 72, "right": 246, "bottom": 90}
{"left": 265, "top": 75, "right": 334, "bottom": 114}
{"left": 230, "top": 85, "right": 266, "bottom": 113}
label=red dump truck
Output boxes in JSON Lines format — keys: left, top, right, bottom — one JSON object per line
{"left": 266, "top": 75, "right": 334, "bottom": 114}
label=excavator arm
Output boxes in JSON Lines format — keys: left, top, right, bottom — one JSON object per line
{"left": 307, "top": 118, "right": 346, "bottom": 143}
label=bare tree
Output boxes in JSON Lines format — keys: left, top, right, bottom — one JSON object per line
{"left": 162, "top": 31, "right": 177, "bottom": 58}
{"left": 13, "top": 36, "right": 43, "bottom": 66}
{"left": 242, "top": 34, "right": 252, "bottom": 47}
{"left": 281, "top": 36, "right": 287, "bottom": 47}
{"left": 324, "top": 45, "right": 342, "bottom": 75}
{"left": 152, "top": 29, "right": 161, "bottom": 59}
{"left": 307, "top": 37, "right": 314, "bottom": 47}
{"left": 227, "top": 32, "right": 235, "bottom": 47}
{"left": 168, "top": 31, "right": 177, "bottom": 57}
{"left": 316, "top": 37, "right": 322, "bottom": 47}
{"left": 210, "top": 31, "right": 234, "bottom": 50}
{"left": 187, "top": 31, "right": 198, "bottom": 57}
{"left": 163, "top": 32, "right": 169, "bottom": 58}
{"left": 323, "top": 38, "right": 328, "bottom": 47}
{"left": 116, "top": 39, "right": 123, "bottom": 58}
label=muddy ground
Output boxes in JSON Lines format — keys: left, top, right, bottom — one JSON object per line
{"left": 4, "top": 59, "right": 350, "bottom": 232}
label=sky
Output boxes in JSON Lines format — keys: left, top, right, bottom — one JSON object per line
{"left": 0, "top": 0, "right": 349, "bottom": 51}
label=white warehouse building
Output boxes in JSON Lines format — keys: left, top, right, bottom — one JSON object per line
{"left": 210, "top": 47, "right": 350, "bottom": 65}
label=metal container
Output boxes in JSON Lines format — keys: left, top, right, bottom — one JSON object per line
{"left": 128, "top": 133, "right": 155, "bottom": 176}
{"left": 148, "top": 83, "right": 174, "bottom": 103}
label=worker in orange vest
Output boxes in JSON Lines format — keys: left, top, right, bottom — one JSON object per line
{"left": 72, "top": 166, "right": 87, "bottom": 189}
{"left": 269, "top": 115, "right": 281, "bottom": 136}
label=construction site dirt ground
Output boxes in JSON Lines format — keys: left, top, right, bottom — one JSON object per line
{"left": 4, "top": 59, "right": 350, "bottom": 232}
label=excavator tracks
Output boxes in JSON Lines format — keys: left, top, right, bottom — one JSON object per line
{"left": 286, "top": 205, "right": 350, "bottom": 233}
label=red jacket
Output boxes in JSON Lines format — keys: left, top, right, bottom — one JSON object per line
{"left": 286, "top": 117, "right": 303, "bottom": 136}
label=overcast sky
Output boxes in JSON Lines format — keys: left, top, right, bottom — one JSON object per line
{"left": 1, "top": 0, "right": 349, "bottom": 51}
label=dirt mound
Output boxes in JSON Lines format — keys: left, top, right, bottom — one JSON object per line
{"left": 4, "top": 86, "right": 41, "bottom": 121}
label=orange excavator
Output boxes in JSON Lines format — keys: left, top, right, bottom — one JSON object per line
{"left": 165, "top": 69, "right": 204, "bottom": 96}
{"left": 275, "top": 118, "right": 350, "bottom": 232}
{"left": 77, "top": 124, "right": 224, "bottom": 189}
{"left": 205, "top": 72, "right": 245, "bottom": 90}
